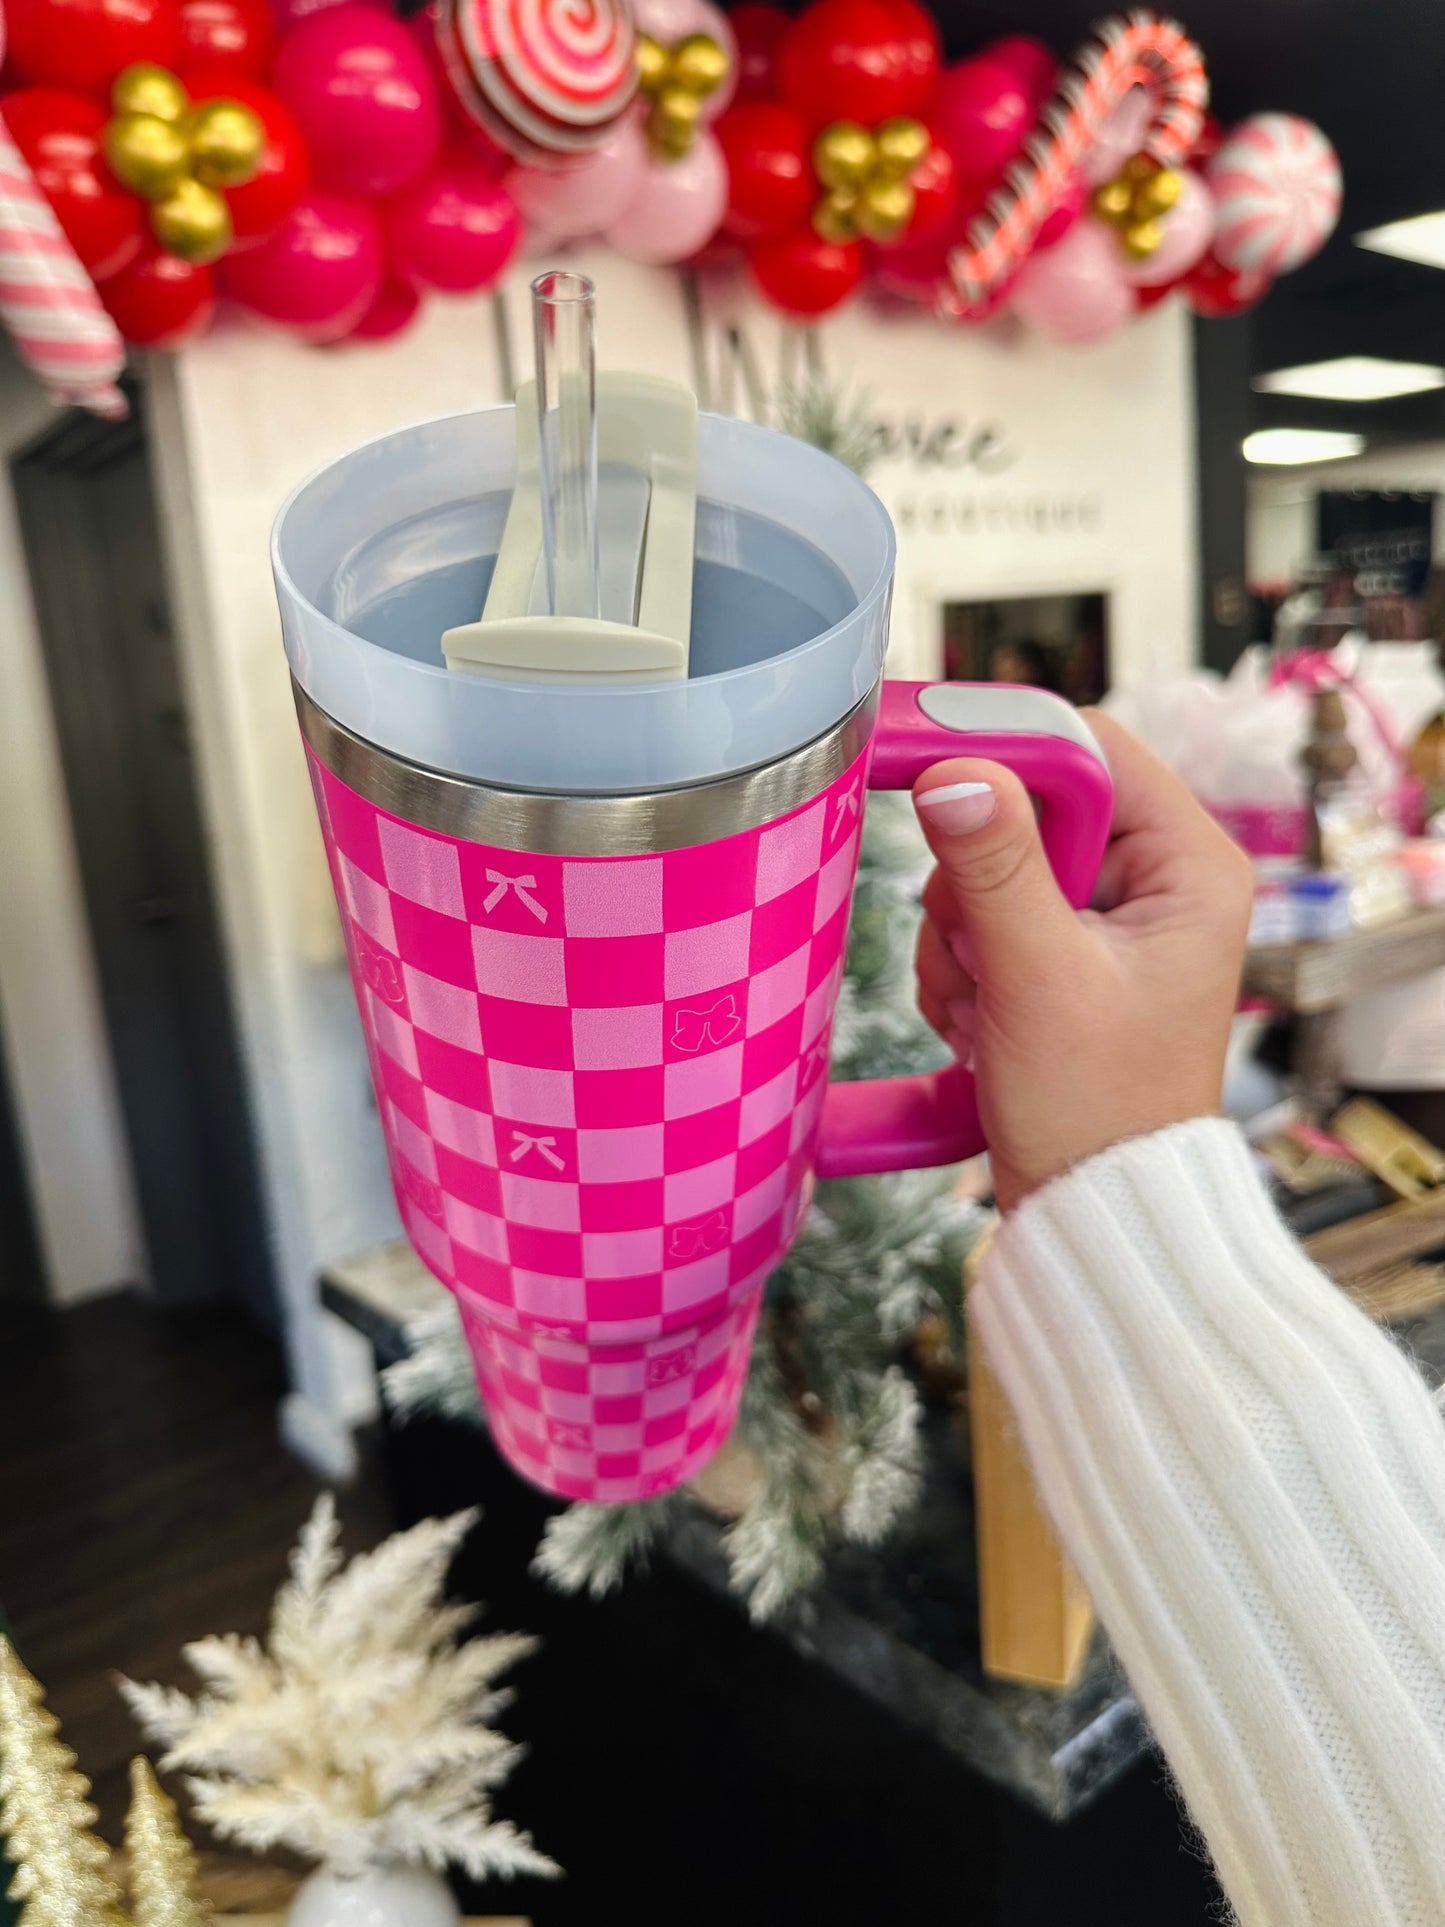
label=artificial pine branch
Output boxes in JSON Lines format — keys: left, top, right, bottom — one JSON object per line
{"left": 121, "top": 1501, "right": 557, "bottom": 1885}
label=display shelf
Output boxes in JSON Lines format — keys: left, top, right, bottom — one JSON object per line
{"left": 1243, "top": 905, "right": 1445, "bottom": 1015}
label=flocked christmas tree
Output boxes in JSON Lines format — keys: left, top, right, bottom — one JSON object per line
{"left": 0, "top": 1636, "right": 131, "bottom": 1927}
{"left": 124, "top": 1760, "right": 209, "bottom": 1927}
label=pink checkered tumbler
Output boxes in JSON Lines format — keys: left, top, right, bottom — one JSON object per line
{"left": 275, "top": 407, "right": 1113, "bottom": 1502}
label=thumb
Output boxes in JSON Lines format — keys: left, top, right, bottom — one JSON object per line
{"left": 913, "top": 761, "right": 1079, "bottom": 983}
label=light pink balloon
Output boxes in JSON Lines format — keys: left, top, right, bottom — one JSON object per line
{"left": 633, "top": 0, "right": 738, "bottom": 119}
{"left": 507, "top": 119, "right": 648, "bottom": 240}
{"left": 1035, "top": 172, "right": 1084, "bottom": 249}
{"left": 1081, "top": 86, "right": 1153, "bottom": 187}
{"left": 1010, "top": 217, "right": 1135, "bottom": 343}
{"left": 604, "top": 129, "right": 727, "bottom": 265}
{"left": 1118, "top": 169, "right": 1215, "bottom": 286}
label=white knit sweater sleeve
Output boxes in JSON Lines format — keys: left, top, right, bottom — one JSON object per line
{"left": 971, "top": 1117, "right": 1445, "bottom": 1927}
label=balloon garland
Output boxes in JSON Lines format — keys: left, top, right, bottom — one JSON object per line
{"left": 0, "top": 0, "right": 1345, "bottom": 402}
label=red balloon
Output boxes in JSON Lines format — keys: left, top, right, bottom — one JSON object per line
{"left": 382, "top": 154, "right": 519, "bottom": 294}
{"left": 729, "top": 2, "right": 790, "bottom": 103}
{"left": 750, "top": 231, "right": 863, "bottom": 317}
{"left": 186, "top": 73, "right": 310, "bottom": 246}
{"left": 883, "top": 0, "right": 941, "bottom": 115}
{"left": 2, "top": 87, "right": 145, "bottom": 281}
{"left": 937, "top": 57, "right": 1032, "bottom": 182}
{"left": 347, "top": 273, "right": 422, "bottom": 339}
{"left": 777, "top": 0, "right": 926, "bottom": 131}
{"left": 985, "top": 35, "right": 1056, "bottom": 107}
{"left": 175, "top": 0, "right": 274, "bottom": 80}
{"left": 103, "top": 239, "right": 216, "bottom": 345}
{"left": 1184, "top": 248, "right": 1271, "bottom": 318}
{"left": 273, "top": 4, "right": 444, "bottom": 198}
{"left": 716, "top": 102, "right": 813, "bottom": 243}
{"left": 5, "top": 0, "right": 181, "bottom": 96}
{"left": 222, "top": 190, "right": 382, "bottom": 340}
{"left": 899, "top": 135, "right": 955, "bottom": 241}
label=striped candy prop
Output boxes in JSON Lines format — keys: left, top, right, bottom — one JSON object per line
{"left": 1209, "top": 112, "right": 1341, "bottom": 278}
{"left": 0, "top": 108, "right": 127, "bottom": 417}
{"left": 942, "top": 9, "right": 1206, "bottom": 318}
{"left": 437, "top": 0, "right": 640, "bottom": 166}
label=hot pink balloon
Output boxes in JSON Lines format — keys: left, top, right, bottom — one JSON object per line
{"left": 506, "top": 118, "right": 647, "bottom": 240}
{"left": 634, "top": 0, "right": 738, "bottom": 116}
{"left": 985, "top": 34, "right": 1056, "bottom": 107}
{"left": 1010, "top": 217, "right": 1134, "bottom": 343}
{"left": 348, "top": 273, "right": 422, "bottom": 339}
{"left": 936, "top": 57, "right": 1032, "bottom": 183}
{"left": 273, "top": 4, "right": 444, "bottom": 197}
{"left": 604, "top": 128, "right": 727, "bottom": 265}
{"left": 1118, "top": 169, "right": 1215, "bottom": 286}
{"left": 384, "top": 152, "right": 520, "bottom": 292}
{"left": 222, "top": 189, "right": 383, "bottom": 340}
{"left": 1081, "top": 86, "right": 1153, "bottom": 187}
{"left": 1035, "top": 171, "right": 1084, "bottom": 249}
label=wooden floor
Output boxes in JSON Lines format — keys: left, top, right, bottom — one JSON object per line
{"left": 0, "top": 1290, "right": 389, "bottom": 1847}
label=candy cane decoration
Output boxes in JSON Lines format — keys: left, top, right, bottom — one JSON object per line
{"left": 0, "top": 93, "right": 127, "bottom": 416}
{"left": 942, "top": 9, "right": 1207, "bottom": 318}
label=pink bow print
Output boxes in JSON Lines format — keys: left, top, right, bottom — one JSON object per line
{"left": 509, "top": 1130, "right": 565, "bottom": 1171}
{"left": 483, "top": 869, "right": 548, "bottom": 922}
{"left": 671, "top": 992, "right": 741, "bottom": 1054}
{"left": 831, "top": 780, "right": 862, "bottom": 843}
{"left": 355, "top": 929, "right": 405, "bottom": 1006}
{"left": 668, "top": 1212, "right": 729, "bottom": 1261}
{"left": 646, "top": 1342, "right": 698, "bottom": 1387}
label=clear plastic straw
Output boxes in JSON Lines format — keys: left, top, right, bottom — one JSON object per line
{"left": 532, "top": 269, "right": 600, "bottom": 621}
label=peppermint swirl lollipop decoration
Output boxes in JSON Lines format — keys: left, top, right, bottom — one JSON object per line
{"left": 1208, "top": 113, "right": 1341, "bottom": 278}
{"left": 437, "top": 0, "right": 640, "bottom": 167}
{"left": 942, "top": 9, "right": 1207, "bottom": 318}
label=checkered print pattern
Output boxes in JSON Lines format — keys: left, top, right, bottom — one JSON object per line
{"left": 306, "top": 743, "right": 869, "bottom": 1500}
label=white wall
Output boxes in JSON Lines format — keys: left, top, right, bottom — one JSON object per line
{"left": 3, "top": 255, "right": 1197, "bottom": 1454}
{"left": 1248, "top": 442, "right": 1445, "bottom": 589}
{"left": 0, "top": 347, "right": 147, "bottom": 1304}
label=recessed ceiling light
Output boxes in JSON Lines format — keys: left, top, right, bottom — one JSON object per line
{"left": 1356, "top": 210, "right": 1445, "bottom": 269}
{"left": 1254, "top": 356, "right": 1445, "bottom": 402}
{"left": 1243, "top": 429, "right": 1366, "bottom": 465}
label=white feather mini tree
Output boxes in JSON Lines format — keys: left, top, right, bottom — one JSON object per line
{"left": 120, "top": 1500, "right": 557, "bottom": 1887}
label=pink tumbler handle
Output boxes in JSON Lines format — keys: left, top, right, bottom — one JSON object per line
{"left": 813, "top": 681, "right": 1113, "bottom": 1180}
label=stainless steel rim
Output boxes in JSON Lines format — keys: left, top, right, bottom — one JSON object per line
{"left": 294, "top": 678, "right": 879, "bottom": 855}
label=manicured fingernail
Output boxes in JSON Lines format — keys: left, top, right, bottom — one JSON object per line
{"left": 918, "top": 781, "right": 996, "bottom": 836}
{"left": 947, "top": 998, "right": 974, "bottom": 1038}
{"left": 944, "top": 1027, "right": 969, "bottom": 1060}
{"left": 949, "top": 929, "right": 973, "bottom": 973}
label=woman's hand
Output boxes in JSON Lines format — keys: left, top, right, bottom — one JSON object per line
{"left": 911, "top": 710, "right": 1253, "bottom": 1212}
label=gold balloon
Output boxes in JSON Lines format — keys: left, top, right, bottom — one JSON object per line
{"left": 103, "top": 112, "right": 191, "bottom": 200}
{"left": 1120, "top": 216, "right": 1164, "bottom": 260}
{"left": 112, "top": 61, "right": 189, "bottom": 124}
{"left": 812, "top": 187, "right": 858, "bottom": 244}
{"left": 188, "top": 98, "right": 265, "bottom": 187}
{"left": 813, "top": 121, "right": 876, "bottom": 191}
{"left": 856, "top": 176, "right": 915, "bottom": 243}
{"left": 671, "top": 32, "right": 729, "bottom": 96}
{"left": 1122, "top": 152, "right": 1155, "bottom": 183}
{"left": 636, "top": 33, "right": 670, "bottom": 92}
{"left": 1091, "top": 177, "right": 1133, "bottom": 224}
{"left": 648, "top": 92, "right": 700, "bottom": 159}
{"left": 873, "top": 116, "right": 929, "bottom": 181}
{"left": 1132, "top": 165, "right": 1182, "bottom": 217}
{"left": 150, "top": 176, "right": 232, "bottom": 263}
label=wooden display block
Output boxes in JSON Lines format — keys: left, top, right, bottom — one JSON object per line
{"left": 965, "top": 1242, "right": 1094, "bottom": 1692}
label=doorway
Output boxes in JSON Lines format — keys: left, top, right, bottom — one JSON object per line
{"left": 941, "top": 591, "right": 1111, "bottom": 704}
{"left": 12, "top": 396, "right": 277, "bottom": 1322}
